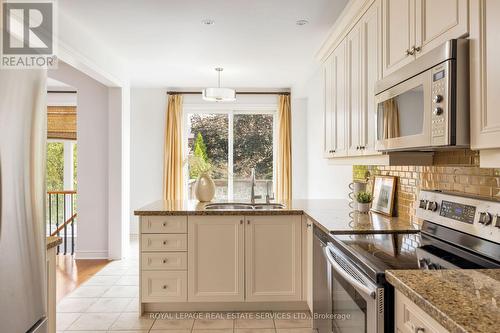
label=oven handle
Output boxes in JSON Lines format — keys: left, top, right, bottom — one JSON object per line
{"left": 324, "top": 243, "right": 376, "bottom": 299}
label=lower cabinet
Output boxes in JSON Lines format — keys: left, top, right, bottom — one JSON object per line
{"left": 140, "top": 214, "right": 305, "bottom": 308}
{"left": 245, "top": 215, "right": 302, "bottom": 302}
{"left": 141, "top": 271, "right": 188, "bottom": 302}
{"left": 188, "top": 216, "right": 245, "bottom": 302}
{"left": 395, "top": 290, "right": 449, "bottom": 333}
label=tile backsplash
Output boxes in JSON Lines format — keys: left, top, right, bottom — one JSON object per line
{"left": 353, "top": 149, "right": 500, "bottom": 223}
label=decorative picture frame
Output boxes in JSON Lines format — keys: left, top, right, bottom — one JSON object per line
{"left": 371, "top": 175, "right": 397, "bottom": 216}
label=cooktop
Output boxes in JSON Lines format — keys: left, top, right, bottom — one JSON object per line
{"left": 330, "top": 232, "right": 421, "bottom": 283}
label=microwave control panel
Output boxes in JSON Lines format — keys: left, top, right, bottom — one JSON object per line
{"left": 431, "top": 62, "right": 449, "bottom": 145}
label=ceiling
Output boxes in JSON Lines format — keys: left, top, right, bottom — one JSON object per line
{"left": 59, "top": 0, "right": 348, "bottom": 88}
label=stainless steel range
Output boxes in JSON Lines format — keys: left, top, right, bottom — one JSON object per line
{"left": 313, "top": 190, "right": 500, "bottom": 333}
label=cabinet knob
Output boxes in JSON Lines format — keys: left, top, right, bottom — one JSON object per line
{"left": 162, "top": 258, "right": 168, "bottom": 264}
{"left": 162, "top": 222, "right": 167, "bottom": 227}
{"left": 247, "top": 220, "right": 250, "bottom": 224}
{"left": 240, "top": 219, "right": 243, "bottom": 224}
{"left": 162, "top": 285, "right": 168, "bottom": 290}
{"left": 307, "top": 223, "right": 312, "bottom": 228}
{"left": 163, "top": 240, "right": 168, "bottom": 245}
{"left": 415, "top": 46, "right": 421, "bottom": 53}
{"left": 414, "top": 327, "right": 425, "bottom": 333}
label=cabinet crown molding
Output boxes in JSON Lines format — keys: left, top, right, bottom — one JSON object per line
{"left": 315, "top": 0, "right": 375, "bottom": 63}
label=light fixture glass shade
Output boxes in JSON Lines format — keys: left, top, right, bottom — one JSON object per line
{"left": 202, "top": 87, "right": 236, "bottom": 102}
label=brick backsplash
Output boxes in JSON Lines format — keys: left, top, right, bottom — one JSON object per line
{"left": 353, "top": 149, "right": 500, "bottom": 223}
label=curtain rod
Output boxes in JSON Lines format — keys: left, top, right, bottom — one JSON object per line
{"left": 47, "top": 90, "right": 77, "bottom": 94}
{"left": 167, "top": 91, "right": 290, "bottom": 96}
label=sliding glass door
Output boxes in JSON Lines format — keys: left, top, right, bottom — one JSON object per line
{"left": 185, "top": 110, "right": 276, "bottom": 202}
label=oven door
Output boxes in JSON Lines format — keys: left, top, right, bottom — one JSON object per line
{"left": 325, "top": 243, "right": 384, "bottom": 333}
{"left": 375, "top": 69, "right": 433, "bottom": 151}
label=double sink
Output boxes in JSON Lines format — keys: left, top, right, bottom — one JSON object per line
{"left": 204, "top": 203, "right": 286, "bottom": 210}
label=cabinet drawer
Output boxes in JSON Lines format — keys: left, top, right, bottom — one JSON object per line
{"left": 141, "top": 271, "right": 187, "bottom": 302}
{"left": 141, "top": 216, "right": 187, "bottom": 234}
{"left": 141, "top": 234, "right": 187, "bottom": 252}
{"left": 141, "top": 252, "right": 187, "bottom": 270}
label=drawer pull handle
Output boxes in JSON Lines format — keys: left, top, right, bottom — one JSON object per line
{"left": 163, "top": 240, "right": 168, "bottom": 245}
{"left": 162, "top": 222, "right": 167, "bottom": 227}
{"left": 162, "top": 285, "right": 168, "bottom": 290}
{"left": 162, "top": 259, "right": 168, "bottom": 264}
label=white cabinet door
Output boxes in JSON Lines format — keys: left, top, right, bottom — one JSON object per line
{"left": 382, "top": 0, "right": 416, "bottom": 77}
{"left": 395, "top": 290, "right": 449, "bottom": 333}
{"left": 415, "top": 0, "right": 468, "bottom": 56}
{"left": 347, "top": 23, "right": 363, "bottom": 156}
{"left": 245, "top": 215, "right": 302, "bottom": 302}
{"left": 332, "top": 40, "right": 348, "bottom": 157}
{"left": 470, "top": 0, "right": 500, "bottom": 150}
{"left": 188, "top": 216, "right": 245, "bottom": 302}
{"left": 323, "top": 54, "right": 335, "bottom": 158}
{"left": 361, "top": 0, "right": 383, "bottom": 155}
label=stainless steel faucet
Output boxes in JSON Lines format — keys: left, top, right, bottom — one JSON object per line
{"left": 265, "top": 181, "right": 275, "bottom": 204}
{"left": 250, "top": 168, "right": 262, "bottom": 204}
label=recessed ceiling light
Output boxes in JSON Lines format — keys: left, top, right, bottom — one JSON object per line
{"left": 296, "top": 19, "right": 309, "bottom": 26}
{"left": 201, "top": 19, "right": 215, "bottom": 26}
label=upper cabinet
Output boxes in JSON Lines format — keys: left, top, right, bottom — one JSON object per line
{"left": 323, "top": 0, "right": 381, "bottom": 160}
{"left": 323, "top": 40, "right": 348, "bottom": 158}
{"left": 382, "top": 0, "right": 469, "bottom": 77}
{"left": 382, "top": 0, "right": 415, "bottom": 77}
{"left": 470, "top": 0, "right": 500, "bottom": 166}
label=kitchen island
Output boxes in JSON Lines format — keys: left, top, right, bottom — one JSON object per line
{"left": 134, "top": 199, "right": 419, "bottom": 313}
{"left": 135, "top": 199, "right": 420, "bottom": 235}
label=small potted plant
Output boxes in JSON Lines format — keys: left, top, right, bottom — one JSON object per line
{"left": 355, "top": 191, "right": 373, "bottom": 213}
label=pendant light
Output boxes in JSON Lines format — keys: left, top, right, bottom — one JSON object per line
{"left": 202, "top": 67, "right": 236, "bottom": 102}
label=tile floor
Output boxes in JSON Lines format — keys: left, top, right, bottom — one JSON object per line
{"left": 56, "top": 239, "right": 315, "bottom": 333}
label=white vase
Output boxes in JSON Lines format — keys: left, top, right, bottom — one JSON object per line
{"left": 195, "top": 173, "right": 215, "bottom": 202}
{"left": 357, "top": 202, "right": 371, "bottom": 213}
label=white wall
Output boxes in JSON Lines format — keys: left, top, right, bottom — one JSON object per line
{"left": 130, "top": 89, "right": 167, "bottom": 234}
{"left": 291, "top": 97, "right": 308, "bottom": 199}
{"left": 49, "top": 62, "right": 110, "bottom": 258}
{"left": 303, "top": 68, "right": 352, "bottom": 199}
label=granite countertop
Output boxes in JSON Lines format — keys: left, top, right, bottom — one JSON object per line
{"left": 135, "top": 199, "right": 420, "bottom": 235}
{"left": 386, "top": 269, "right": 500, "bottom": 333}
{"left": 46, "top": 236, "right": 62, "bottom": 250}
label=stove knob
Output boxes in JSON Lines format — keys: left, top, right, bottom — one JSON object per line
{"left": 478, "top": 212, "right": 492, "bottom": 225}
{"left": 419, "top": 199, "right": 428, "bottom": 209}
{"left": 428, "top": 263, "right": 439, "bottom": 270}
{"left": 427, "top": 201, "right": 439, "bottom": 212}
{"left": 495, "top": 215, "right": 500, "bottom": 228}
{"left": 418, "top": 258, "right": 429, "bottom": 269}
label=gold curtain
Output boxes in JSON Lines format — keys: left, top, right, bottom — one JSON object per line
{"left": 276, "top": 94, "right": 292, "bottom": 201}
{"left": 163, "top": 94, "right": 184, "bottom": 200}
{"left": 47, "top": 106, "right": 77, "bottom": 140}
{"left": 382, "top": 98, "right": 400, "bottom": 139}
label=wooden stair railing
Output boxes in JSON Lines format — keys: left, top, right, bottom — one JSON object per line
{"left": 50, "top": 213, "right": 77, "bottom": 237}
{"left": 47, "top": 190, "right": 77, "bottom": 255}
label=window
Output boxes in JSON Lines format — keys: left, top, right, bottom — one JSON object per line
{"left": 184, "top": 108, "right": 276, "bottom": 202}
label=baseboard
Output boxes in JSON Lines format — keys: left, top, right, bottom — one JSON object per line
{"left": 143, "top": 301, "right": 309, "bottom": 313}
{"left": 75, "top": 250, "right": 109, "bottom": 259}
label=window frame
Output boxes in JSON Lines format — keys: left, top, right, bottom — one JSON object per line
{"left": 183, "top": 103, "right": 278, "bottom": 201}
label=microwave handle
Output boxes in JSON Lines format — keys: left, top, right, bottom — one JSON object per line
{"left": 324, "top": 243, "right": 376, "bottom": 299}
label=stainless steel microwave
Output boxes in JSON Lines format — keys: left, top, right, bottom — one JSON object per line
{"left": 374, "top": 39, "right": 469, "bottom": 151}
